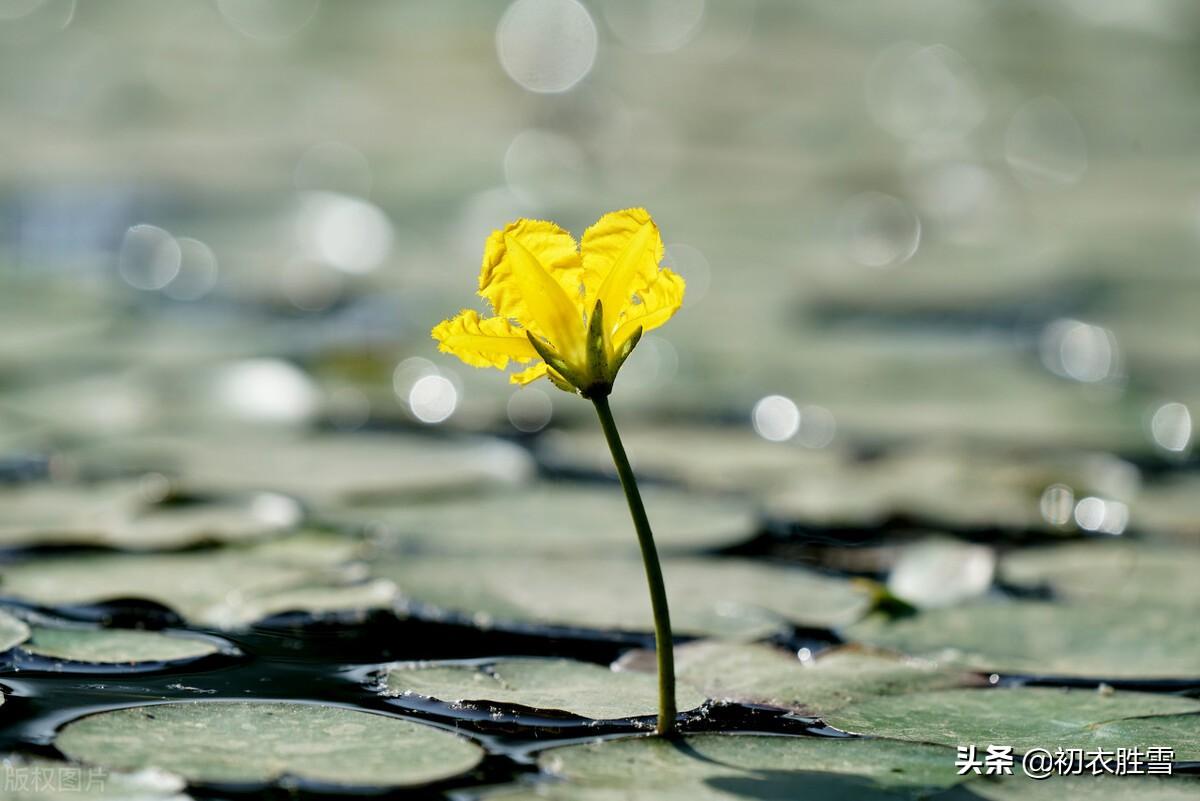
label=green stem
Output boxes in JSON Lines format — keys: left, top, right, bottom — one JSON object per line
{"left": 591, "top": 394, "right": 677, "bottom": 736}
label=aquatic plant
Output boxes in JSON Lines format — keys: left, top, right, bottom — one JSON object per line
{"left": 432, "top": 208, "right": 685, "bottom": 734}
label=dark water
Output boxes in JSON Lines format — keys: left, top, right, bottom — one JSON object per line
{"left": 0, "top": 601, "right": 851, "bottom": 799}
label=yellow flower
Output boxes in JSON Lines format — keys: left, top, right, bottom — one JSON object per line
{"left": 431, "top": 208, "right": 685, "bottom": 397}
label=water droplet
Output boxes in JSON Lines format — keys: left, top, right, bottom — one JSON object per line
{"left": 838, "top": 192, "right": 921, "bottom": 268}
{"left": 752, "top": 395, "right": 800, "bottom": 442}
{"left": 496, "top": 0, "right": 597, "bottom": 94}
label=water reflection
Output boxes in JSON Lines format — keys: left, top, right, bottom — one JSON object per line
{"left": 1038, "top": 319, "right": 1119, "bottom": 384}
{"left": 752, "top": 395, "right": 800, "bottom": 442}
{"left": 603, "top": 0, "right": 706, "bottom": 54}
{"left": 118, "top": 224, "right": 181, "bottom": 291}
{"left": 838, "top": 192, "right": 921, "bottom": 268}
{"left": 1149, "top": 402, "right": 1192, "bottom": 453}
{"left": 212, "top": 359, "right": 320, "bottom": 426}
{"left": 496, "top": 0, "right": 597, "bottom": 94}
{"left": 1073, "top": 496, "right": 1129, "bottom": 535}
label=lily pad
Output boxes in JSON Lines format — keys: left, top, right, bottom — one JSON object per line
{"left": 0, "top": 608, "right": 31, "bottom": 651}
{"left": 55, "top": 702, "right": 484, "bottom": 788}
{"left": 847, "top": 600, "right": 1200, "bottom": 678}
{"left": 0, "top": 481, "right": 301, "bottom": 550}
{"left": 97, "top": 432, "right": 533, "bottom": 504}
{"left": 537, "top": 425, "right": 846, "bottom": 492}
{"left": 375, "top": 554, "right": 871, "bottom": 639}
{"left": 824, "top": 687, "right": 1200, "bottom": 758}
{"left": 509, "top": 734, "right": 969, "bottom": 800}
{"left": 20, "top": 626, "right": 220, "bottom": 665}
{"left": 384, "top": 657, "right": 706, "bottom": 720}
{"left": 1001, "top": 543, "right": 1200, "bottom": 610}
{"left": 766, "top": 443, "right": 1138, "bottom": 534}
{"left": 672, "top": 642, "right": 981, "bottom": 716}
{"left": 0, "top": 535, "right": 393, "bottom": 629}
{"left": 337, "top": 483, "right": 758, "bottom": 555}
{"left": 0, "top": 756, "right": 189, "bottom": 800}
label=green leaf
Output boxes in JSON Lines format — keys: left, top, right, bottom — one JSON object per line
{"left": 847, "top": 601, "right": 1200, "bottom": 678}
{"left": 673, "top": 642, "right": 981, "bottom": 716}
{"left": 0, "top": 608, "right": 31, "bottom": 651}
{"left": 824, "top": 687, "right": 1200, "bottom": 758}
{"left": 56, "top": 701, "right": 483, "bottom": 788}
{"left": 92, "top": 432, "right": 534, "bottom": 504}
{"left": 384, "top": 657, "right": 706, "bottom": 720}
{"left": 21, "top": 626, "right": 220, "bottom": 664}
{"left": 335, "top": 483, "right": 757, "bottom": 556}
{"left": 374, "top": 554, "right": 870, "bottom": 639}
{"left": 504, "top": 734, "right": 970, "bottom": 800}
{"left": 0, "top": 534, "right": 393, "bottom": 629}
{"left": 0, "top": 480, "right": 301, "bottom": 550}
{"left": 1001, "top": 543, "right": 1200, "bottom": 611}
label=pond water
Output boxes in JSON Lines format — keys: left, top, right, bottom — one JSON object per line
{"left": 2, "top": 1, "right": 1200, "bottom": 798}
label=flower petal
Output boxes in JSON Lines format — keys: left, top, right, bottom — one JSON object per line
{"left": 479, "top": 219, "right": 583, "bottom": 328}
{"left": 500, "top": 233, "right": 586, "bottom": 362}
{"left": 431, "top": 309, "right": 537, "bottom": 369}
{"left": 581, "top": 208, "right": 664, "bottom": 326}
{"left": 612, "top": 268, "right": 686, "bottom": 349}
{"left": 509, "top": 363, "right": 549, "bottom": 385}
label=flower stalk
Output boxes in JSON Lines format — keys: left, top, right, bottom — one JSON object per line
{"left": 430, "top": 208, "right": 686, "bottom": 736}
{"left": 591, "top": 392, "right": 677, "bottom": 736}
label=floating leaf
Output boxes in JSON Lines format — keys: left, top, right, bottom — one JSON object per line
{"left": 0, "top": 480, "right": 301, "bottom": 550}
{"left": 538, "top": 424, "right": 845, "bottom": 492}
{"left": 1001, "top": 543, "right": 1200, "bottom": 610}
{"left": 20, "top": 626, "right": 220, "bottom": 665}
{"left": 495, "top": 734, "right": 970, "bottom": 800}
{"left": 93, "top": 432, "right": 533, "bottom": 504}
{"left": 824, "top": 687, "right": 1200, "bottom": 758}
{"left": 375, "top": 554, "right": 870, "bottom": 639}
{"left": 56, "top": 702, "right": 484, "bottom": 788}
{"left": 384, "top": 657, "right": 706, "bottom": 720}
{"left": 847, "top": 600, "right": 1200, "bottom": 678}
{"left": 672, "top": 642, "right": 981, "bottom": 716}
{"left": 0, "top": 755, "right": 189, "bottom": 800}
{"left": 337, "top": 483, "right": 757, "bottom": 555}
{"left": 0, "top": 608, "right": 30, "bottom": 651}
{"left": 0, "top": 534, "right": 391, "bottom": 629}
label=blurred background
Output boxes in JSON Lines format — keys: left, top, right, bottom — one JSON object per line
{"left": 2, "top": 0, "right": 1200, "bottom": 540}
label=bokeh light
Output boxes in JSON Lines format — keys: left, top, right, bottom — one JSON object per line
{"left": 496, "top": 0, "right": 597, "bottom": 94}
